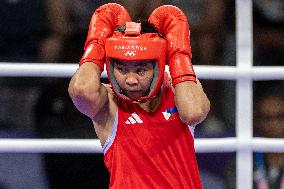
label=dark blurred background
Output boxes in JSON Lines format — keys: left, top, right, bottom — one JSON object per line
{"left": 0, "top": 0, "right": 283, "bottom": 189}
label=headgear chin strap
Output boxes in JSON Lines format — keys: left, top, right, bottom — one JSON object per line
{"left": 105, "top": 22, "right": 166, "bottom": 102}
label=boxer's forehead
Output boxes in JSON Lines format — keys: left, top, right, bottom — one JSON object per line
{"left": 113, "top": 60, "right": 154, "bottom": 67}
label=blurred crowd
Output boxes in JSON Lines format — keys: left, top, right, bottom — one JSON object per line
{"left": 0, "top": 0, "right": 283, "bottom": 189}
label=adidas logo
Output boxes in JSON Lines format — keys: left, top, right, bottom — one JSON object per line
{"left": 125, "top": 113, "right": 143, "bottom": 124}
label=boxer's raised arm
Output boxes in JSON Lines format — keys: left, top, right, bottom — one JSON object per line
{"left": 149, "top": 5, "right": 210, "bottom": 126}
{"left": 68, "top": 3, "right": 131, "bottom": 119}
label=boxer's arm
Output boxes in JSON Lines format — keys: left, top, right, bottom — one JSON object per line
{"left": 149, "top": 6, "right": 210, "bottom": 126}
{"left": 174, "top": 79, "right": 210, "bottom": 126}
{"left": 69, "top": 3, "right": 130, "bottom": 119}
{"left": 68, "top": 62, "right": 109, "bottom": 119}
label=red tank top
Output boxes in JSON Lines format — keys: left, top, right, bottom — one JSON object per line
{"left": 103, "top": 85, "right": 203, "bottom": 189}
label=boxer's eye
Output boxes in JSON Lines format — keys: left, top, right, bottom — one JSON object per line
{"left": 137, "top": 68, "right": 146, "bottom": 76}
{"left": 117, "top": 66, "right": 127, "bottom": 74}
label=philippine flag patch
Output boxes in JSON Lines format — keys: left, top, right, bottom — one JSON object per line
{"left": 162, "top": 106, "right": 178, "bottom": 120}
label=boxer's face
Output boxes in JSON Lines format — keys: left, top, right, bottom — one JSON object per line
{"left": 113, "top": 60, "right": 154, "bottom": 99}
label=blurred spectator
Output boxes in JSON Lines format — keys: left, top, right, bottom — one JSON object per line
{"left": 169, "top": 0, "right": 226, "bottom": 66}
{"left": 253, "top": 82, "right": 284, "bottom": 189}
{"left": 253, "top": 0, "right": 284, "bottom": 66}
{"left": 0, "top": 0, "right": 46, "bottom": 62}
{"left": 218, "top": 1, "right": 236, "bottom": 132}
{"left": 116, "top": 0, "right": 166, "bottom": 21}
{"left": 0, "top": 0, "right": 46, "bottom": 129}
{"left": 38, "top": 0, "right": 107, "bottom": 63}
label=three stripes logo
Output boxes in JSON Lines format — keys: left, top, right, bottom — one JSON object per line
{"left": 125, "top": 112, "right": 143, "bottom": 124}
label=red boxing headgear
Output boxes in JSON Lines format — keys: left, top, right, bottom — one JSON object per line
{"left": 105, "top": 22, "right": 166, "bottom": 102}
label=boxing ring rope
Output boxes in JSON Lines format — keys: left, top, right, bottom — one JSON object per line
{"left": 1, "top": 63, "right": 284, "bottom": 80}
{"left": 0, "top": 0, "right": 283, "bottom": 188}
{"left": 0, "top": 138, "right": 283, "bottom": 154}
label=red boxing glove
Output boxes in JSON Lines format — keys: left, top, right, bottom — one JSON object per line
{"left": 148, "top": 5, "right": 196, "bottom": 86}
{"left": 79, "top": 3, "right": 131, "bottom": 72}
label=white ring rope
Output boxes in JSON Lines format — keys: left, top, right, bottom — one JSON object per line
{"left": 0, "top": 138, "right": 283, "bottom": 153}
{"left": 0, "top": 63, "right": 283, "bottom": 80}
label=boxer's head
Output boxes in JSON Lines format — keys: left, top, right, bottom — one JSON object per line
{"left": 105, "top": 22, "right": 166, "bottom": 102}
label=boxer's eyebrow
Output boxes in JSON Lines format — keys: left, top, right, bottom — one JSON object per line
{"left": 134, "top": 61, "right": 153, "bottom": 67}
{"left": 114, "top": 60, "right": 153, "bottom": 67}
